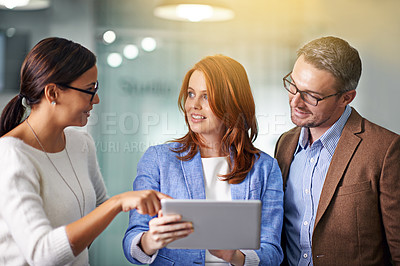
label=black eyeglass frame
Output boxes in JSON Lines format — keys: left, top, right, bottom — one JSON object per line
{"left": 283, "top": 72, "right": 342, "bottom": 106}
{"left": 56, "top": 80, "right": 99, "bottom": 102}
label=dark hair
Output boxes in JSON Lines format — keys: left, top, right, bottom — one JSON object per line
{"left": 0, "top": 37, "right": 96, "bottom": 136}
{"left": 172, "top": 55, "right": 259, "bottom": 184}
{"left": 297, "top": 36, "right": 362, "bottom": 93}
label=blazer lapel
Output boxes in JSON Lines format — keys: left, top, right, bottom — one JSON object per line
{"left": 314, "top": 108, "right": 363, "bottom": 227}
{"left": 180, "top": 150, "right": 206, "bottom": 199}
{"left": 275, "top": 128, "right": 301, "bottom": 189}
{"left": 231, "top": 176, "right": 249, "bottom": 200}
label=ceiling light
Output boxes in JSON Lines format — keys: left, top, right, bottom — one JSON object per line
{"left": 0, "top": 0, "right": 29, "bottom": 9}
{"left": 141, "top": 37, "right": 157, "bottom": 52}
{"left": 0, "top": 0, "right": 50, "bottom": 10}
{"left": 123, "top": 44, "right": 139, "bottom": 59}
{"left": 6, "top": 28, "right": 16, "bottom": 37}
{"left": 103, "top": 30, "right": 116, "bottom": 44}
{"left": 107, "top": 53, "right": 122, "bottom": 68}
{"left": 154, "top": 0, "right": 234, "bottom": 22}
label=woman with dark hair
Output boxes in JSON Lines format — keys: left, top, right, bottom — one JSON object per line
{"left": 0, "top": 37, "right": 168, "bottom": 265}
{"left": 123, "top": 55, "right": 284, "bottom": 265}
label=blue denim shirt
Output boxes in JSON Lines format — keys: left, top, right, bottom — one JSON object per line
{"left": 284, "top": 106, "right": 351, "bottom": 266}
{"left": 123, "top": 142, "right": 284, "bottom": 266}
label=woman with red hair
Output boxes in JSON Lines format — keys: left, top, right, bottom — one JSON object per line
{"left": 123, "top": 55, "right": 284, "bottom": 265}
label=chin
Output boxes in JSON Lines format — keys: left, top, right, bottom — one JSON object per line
{"left": 189, "top": 125, "right": 202, "bottom": 134}
{"left": 75, "top": 119, "right": 88, "bottom": 127}
{"left": 291, "top": 116, "right": 303, "bottom": 127}
{"left": 291, "top": 118, "right": 309, "bottom": 128}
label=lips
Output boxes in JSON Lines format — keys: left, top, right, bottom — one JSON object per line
{"left": 292, "top": 107, "right": 311, "bottom": 118}
{"left": 192, "top": 114, "right": 205, "bottom": 119}
{"left": 84, "top": 109, "right": 92, "bottom": 116}
{"left": 189, "top": 113, "right": 206, "bottom": 122}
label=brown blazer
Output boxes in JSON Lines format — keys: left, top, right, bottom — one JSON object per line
{"left": 275, "top": 108, "right": 400, "bottom": 266}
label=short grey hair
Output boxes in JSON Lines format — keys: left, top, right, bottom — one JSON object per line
{"left": 297, "top": 36, "right": 362, "bottom": 93}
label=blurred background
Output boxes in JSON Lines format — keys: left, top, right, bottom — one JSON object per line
{"left": 1, "top": 0, "right": 399, "bottom": 265}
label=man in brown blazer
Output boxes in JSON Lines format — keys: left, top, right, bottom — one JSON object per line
{"left": 275, "top": 36, "right": 400, "bottom": 265}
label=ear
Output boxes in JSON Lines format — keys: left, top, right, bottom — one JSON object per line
{"left": 43, "top": 83, "right": 59, "bottom": 105}
{"left": 340, "top": 90, "right": 356, "bottom": 107}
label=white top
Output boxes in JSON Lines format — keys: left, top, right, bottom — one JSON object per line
{"left": 202, "top": 156, "right": 232, "bottom": 265}
{"left": 201, "top": 156, "right": 231, "bottom": 201}
{"left": 0, "top": 128, "right": 108, "bottom": 266}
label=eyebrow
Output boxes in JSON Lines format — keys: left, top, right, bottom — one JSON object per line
{"left": 80, "top": 81, "right": 96, "bottom": 88}
{"left": 187, "top": 87, "right": 207, "bottom": 93}
{"left": 290, "top": 75, "right": 324, "bottom": 96}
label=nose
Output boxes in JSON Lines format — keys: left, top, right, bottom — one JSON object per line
{"left": 289, "top": 91, "right": 303, "bottom": 106}
{"left": 91, "top": 93, "right": 100, "bottom": 105}
{"left": 192, "top": 96, "right": 202, "bottom": 110}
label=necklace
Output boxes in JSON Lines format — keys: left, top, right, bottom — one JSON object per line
{"left": 25, "top": 119, "right": 85, "bottom": 218}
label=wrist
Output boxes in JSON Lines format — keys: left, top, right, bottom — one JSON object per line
{"left": 140, "top": 232, "right": 157, "bottom": 256}
{"left": 230, "top": 250, "right": 245, "bottom": 266}
{"left": 108, "top": 194, "right": 123, "bottom": 213}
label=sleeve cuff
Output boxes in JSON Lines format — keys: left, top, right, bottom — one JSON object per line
{"left": 48, "top": 226, "right": 75, "bottom": 265}
{"left": 130, "top": 232, "right": 158, "bottom": 264}
{"left": 240, "top": 250, "right": 260, "bottom": 266}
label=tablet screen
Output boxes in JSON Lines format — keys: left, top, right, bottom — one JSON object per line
{"left": 161, "top": 199, "right": 261, "bottom": 250}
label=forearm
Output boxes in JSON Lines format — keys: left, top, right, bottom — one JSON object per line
{"left": 66, "top": 195, "right": 122, "bottom": 256}
{"left": 208, "top": 250, "right": 245, "bottom": 265}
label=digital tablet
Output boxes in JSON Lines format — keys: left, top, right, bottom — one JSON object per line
{"left": 161, "top": 199, "right": 261, "bottom": 250}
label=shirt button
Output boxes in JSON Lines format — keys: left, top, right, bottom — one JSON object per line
{"left": 310, "top": 158, "right": 315, "bottom": 163}
{"left": 305, "top": 189, "right": 310, "bottom": 194}
{"left": 303, "top": 253, "right": 308, "bottom": 258}
{"left": 303, "top": 221, "right": 309, "bottom": 226}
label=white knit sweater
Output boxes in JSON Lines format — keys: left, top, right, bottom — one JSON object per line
{"left": 0, "top": 128, "right": 108, "bottom": 266}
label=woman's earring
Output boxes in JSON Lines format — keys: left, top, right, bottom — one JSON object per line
{"left": 51, "top": 101, "right": 56, "bottom": 105}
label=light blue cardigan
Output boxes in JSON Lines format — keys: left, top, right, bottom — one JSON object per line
{"left": 123, "top": 142, "right": 284, "bottom": 265}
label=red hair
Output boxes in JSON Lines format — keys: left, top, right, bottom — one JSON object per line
{"left": 172, "top": 55, "right": 259, "bottom": 184}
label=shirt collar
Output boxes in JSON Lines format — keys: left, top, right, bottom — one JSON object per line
{"left": 295, "top": 105, "right": 352, "bottom": 156}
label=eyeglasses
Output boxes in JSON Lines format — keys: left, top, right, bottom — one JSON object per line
{"left": 56, "top": 80, "right": 99, "bottom": 102}
{"left": 283, "top": 72, "right": 341, "bottom": 106}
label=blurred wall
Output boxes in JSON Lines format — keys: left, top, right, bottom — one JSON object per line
{"left": 0, "top": 0, "right": 399, "bottom": 265}
{"left": 0, "top": 0, "right": 95, "bottom": 110}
